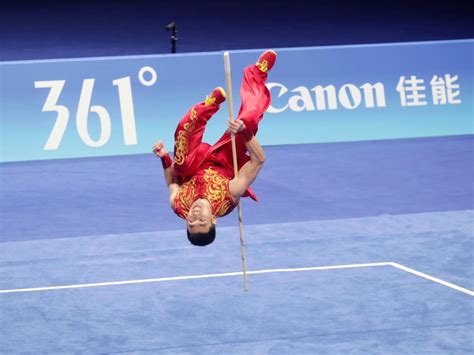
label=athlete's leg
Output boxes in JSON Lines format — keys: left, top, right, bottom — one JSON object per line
{"left": 173, "top": 87, "right": 226, "bottom": 177}
{"left": 237, "top": 59, "right": 273, "bottom": 134}
{"left": 210, "top": 50, "right": 277, "bottom": 169}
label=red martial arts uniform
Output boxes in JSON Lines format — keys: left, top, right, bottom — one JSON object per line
{"left": 173, "top": 64, "right": 270, "bottom": 219}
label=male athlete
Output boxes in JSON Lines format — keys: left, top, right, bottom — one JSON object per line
{"left": 153, "top": 50, "right": 276, "bottom": 246}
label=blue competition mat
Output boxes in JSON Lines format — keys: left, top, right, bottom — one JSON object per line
{"left": 1, "top": 136, "right": 473, "bottom": 353}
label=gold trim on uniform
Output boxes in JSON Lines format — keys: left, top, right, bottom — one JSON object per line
{"left": 175, "top": 167, "right": 233, "bottom": 218}
{"left": 256, "top": 60, "right": 269, "bottom": 73}
{"left": 177, "top": 177, "right": 196, "bottom": 216}
{"left": 174, "top": 108, "right": 198, "bottom": 166}
{"left": 174, "top": 131, "right": 188, "bottom": 165}
{"left": 203, "top": 168, "right": 232, "bottom": 216}
{"left": 205, "top": 95, "right": 216, "bottom": 106}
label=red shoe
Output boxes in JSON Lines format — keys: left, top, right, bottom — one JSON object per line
{"left": 256, "top": 50, "right": 277, "bottom": 73}
{"left": 205, "top": 87, "right": 226, "bottom": 106}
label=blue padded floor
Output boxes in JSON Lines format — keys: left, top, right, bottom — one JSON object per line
{"left": 0, "top": 211, "right": 473, "bottom": 353}
{"left": 1, "top": 135, "right": 473, "bottom": 353}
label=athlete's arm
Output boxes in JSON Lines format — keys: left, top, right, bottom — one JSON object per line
{"left": 152, "top": 140, "right": 179, "bottom": 209}
{"left": 168, "top": 183, "right": 179, "bottom": 209}
{"left": 228, "top": 119, "right": 266, "bottom": 200}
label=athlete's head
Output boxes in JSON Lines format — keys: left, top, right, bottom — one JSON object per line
{"left": 186, "top": 199, "right": 216, "bottom": 246}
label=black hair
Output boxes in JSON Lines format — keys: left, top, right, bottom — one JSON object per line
{"left": 187, "top": 224, "right": 216, "bottom": 246}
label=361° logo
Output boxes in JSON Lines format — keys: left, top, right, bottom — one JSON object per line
{"left": 34, "top": 66, "right": 158, "bottom": 150}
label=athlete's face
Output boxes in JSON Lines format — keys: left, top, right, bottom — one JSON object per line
{"left": 186, "top": 199, "right": 216, "bottom": 234}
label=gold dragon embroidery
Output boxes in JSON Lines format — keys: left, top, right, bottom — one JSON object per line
{"left": 203, "top": 168, "right": 231, "bottom": 217}
{"left": 174, "top": 108, "right": 197, "bottom": 165}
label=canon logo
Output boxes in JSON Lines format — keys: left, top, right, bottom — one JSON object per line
{"left": 266, "top": 82, "right": 387, "bottom": 113}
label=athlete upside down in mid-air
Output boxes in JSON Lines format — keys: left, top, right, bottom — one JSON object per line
{"left": 153, "top": 50, "right": 277, "bottom": 246}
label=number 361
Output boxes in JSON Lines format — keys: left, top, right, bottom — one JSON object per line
{"left": 35, "top": 76, "right": 143, "bottom": 150}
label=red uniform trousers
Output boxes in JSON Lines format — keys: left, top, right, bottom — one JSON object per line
{"left": 172, "top": 64, "right": 270, "bottom": 200}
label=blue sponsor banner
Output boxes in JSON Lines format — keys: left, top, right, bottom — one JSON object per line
{"left": 0, "top": 39, "right": 472, "bottom": 162}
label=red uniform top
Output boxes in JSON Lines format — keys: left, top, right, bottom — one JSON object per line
{"left": 174, "top": 166, "right": 237, "bottom": 219}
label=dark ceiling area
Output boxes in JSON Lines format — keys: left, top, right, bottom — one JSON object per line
{"left": 1, "top": 0, "right": 473, "bottom": 60}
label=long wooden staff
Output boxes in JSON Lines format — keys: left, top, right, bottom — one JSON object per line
{"left": 223, "top": 51, "right": 248, "bottom": 291}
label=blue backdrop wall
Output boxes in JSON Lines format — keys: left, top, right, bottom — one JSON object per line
{"left": 1, "top": 40, "right": 472, "bottom": 162}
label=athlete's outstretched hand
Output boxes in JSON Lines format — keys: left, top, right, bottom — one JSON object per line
{"left": 228, "top": 118, "right": 246, "bottom": 135}
{"left": 152, "top": 140, "right": 168, "bottom": 158}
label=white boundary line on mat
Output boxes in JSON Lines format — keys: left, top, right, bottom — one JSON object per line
{"left": 388, "top": 262, "right": 474, "bottom": 297}
{"left": 0, "top": 261, "right": 472, "bottom": 296}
